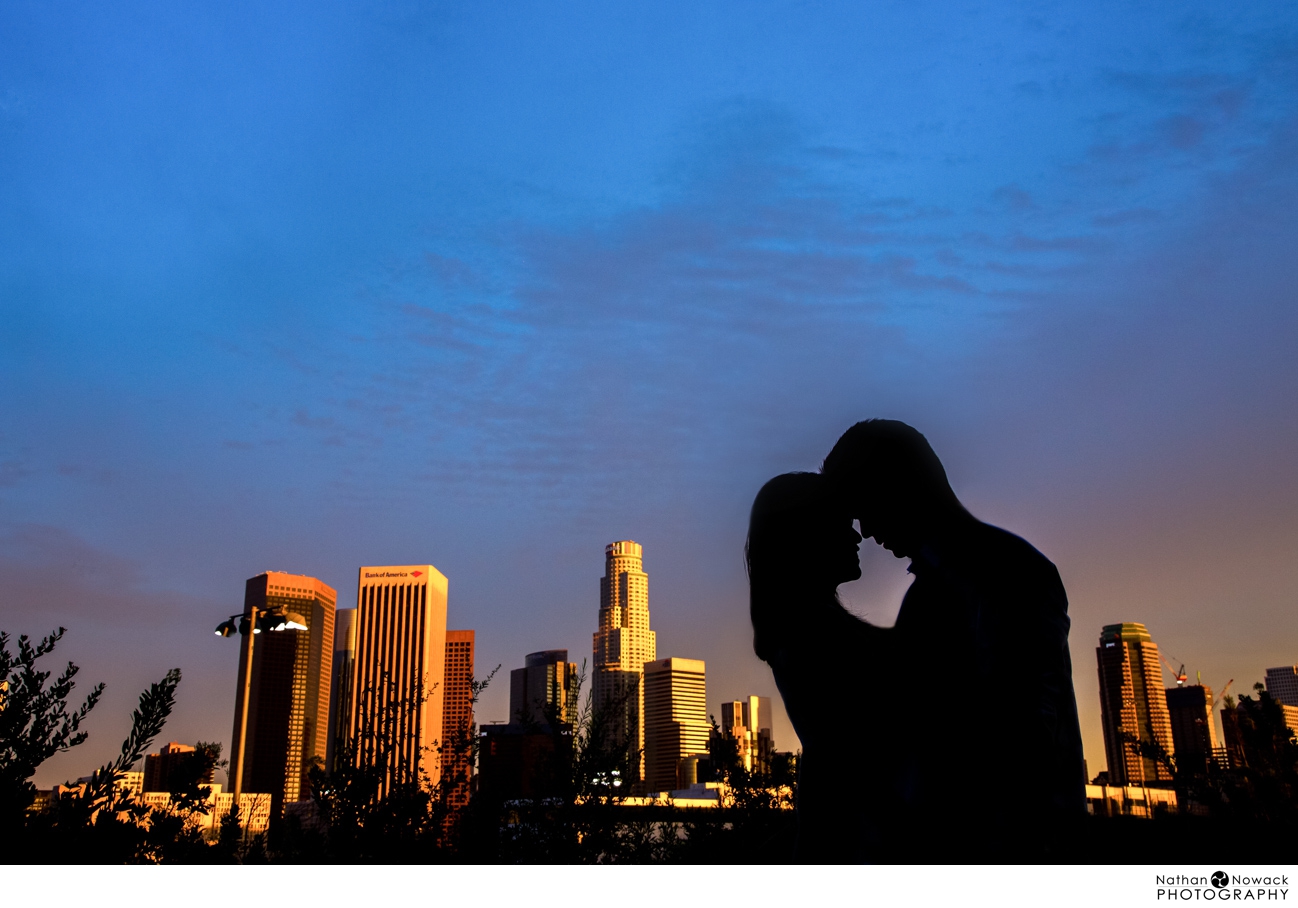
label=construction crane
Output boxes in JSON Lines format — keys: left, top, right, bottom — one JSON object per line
{"left": 1212, "top": 679, "right": 1235, "bottom": 710}
{"left": 1159, "top": 653, "right": 1188, "bottom": 686}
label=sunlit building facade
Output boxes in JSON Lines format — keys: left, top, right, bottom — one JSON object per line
{"left": 592, "top": 541, "right": 656, "bottom": 782}
{"left": 229, "top": 571, "right": 336, "bottom": 816}
{"left": 720, "top": 695, "right": 775, "bottom": 775}
{"left": 643, "top": 657, "right": 709, "bottom": 794}
{"left": 1096, "top": 622, "right": 1175, "bottom": 785}
{"left": 351, "top": 564, "right": 448, "bottom": 795}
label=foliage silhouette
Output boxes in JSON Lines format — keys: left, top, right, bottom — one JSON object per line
{"left": 0, "top": 628, "right": 104, "bottom": 834}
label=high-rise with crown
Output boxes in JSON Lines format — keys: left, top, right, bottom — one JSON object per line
{"left": 229, "top": 571, "right": 336, "bottom": 816}
{"left": 592, "top": 540, "right": 656, "bottom": 783}
{"left": 1096, "top": 622, "right": 1175, "bottom": 785}
{"left": 351, "top": 564, "right": 448, "bottom": 795}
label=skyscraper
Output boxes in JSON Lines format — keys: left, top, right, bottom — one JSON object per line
{"left": 1165, "top": 684, "right": 1218, "bottom": 776}
{"left": 1264, "top": 666, "right": 1298, "bottom": 707}
{"left": 720, "top": 695, "right": 775, "bottom": 775}
{"left": 1096, "top": 622, "right": 1175, "bottom": 785}
{"left": 351, "top": 564, "right": 448, "bottom": 794}
{"left": 441, "top": 629, "right": 475, "bottom": 810}
{"left": 642, "top": 657, "right": 709, "bottom": 794}
{"left": 592, "top": 541, "right": 656, "bottom": 782}
{"left": 510, "top": 649, "right": 579, "bottom": 726}
{"left": 229, "top": 571, "right": 336, "bottom": 816}
{"left": 326, "top": 608, "right": 356, "bottom": 772}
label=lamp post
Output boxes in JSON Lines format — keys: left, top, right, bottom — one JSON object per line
{"left": 215, "top": 606, "right": 307, "bottom": 801}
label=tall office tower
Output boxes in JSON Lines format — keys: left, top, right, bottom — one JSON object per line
{"left": 352, "top": 564, "right": 448, "bottom": 795}
{"left": 1265, "top": 666, "right": 1298, "bottom": 707}
{"left": 720, "top": 695, "right": 775, "bottom": 775}
{"left": 642, "top": 657, "right": 709, "bottom": 793}
{"left": 326, "top": 608, "right": 356, "bottom": 772}
{"left": 1165, "top": 685, "right": 1218, "bottom": 776}
{"left": 229, "top": 571, "right": 336, "bottom": 816}
{"left": 1096, "top": 623, "right": 1175, "bottom": 785}
{"left": 510, "top": 649, "right": 580, "bottom": 726}
{"left": 592, "top": 541, "right": 656, "bottom": 782}
{"left": 441, "top": 629, "right": 475, "bottom": 810}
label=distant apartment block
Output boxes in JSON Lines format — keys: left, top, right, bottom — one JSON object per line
{"left": 143, "top": 742, "right": 215, "bottom": 793}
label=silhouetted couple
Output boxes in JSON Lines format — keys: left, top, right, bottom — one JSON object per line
{"left": 747, "top": 420, "right": 1085, "bottom": 863}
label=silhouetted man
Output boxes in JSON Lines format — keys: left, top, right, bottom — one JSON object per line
{"left": 822, "top": 419, "right": 1085, "bottom": 860}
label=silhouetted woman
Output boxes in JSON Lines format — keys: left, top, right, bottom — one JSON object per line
{"left": 746, "top": 472, "right": 897, "bottom": 862}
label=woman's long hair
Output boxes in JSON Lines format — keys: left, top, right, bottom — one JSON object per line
{"left": 746, "top": 472, "right": 844, "bottom": 663}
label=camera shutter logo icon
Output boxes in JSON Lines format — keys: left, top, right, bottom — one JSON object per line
{"left": 1211, "top": 871, "right": 1229, "bottom": 888}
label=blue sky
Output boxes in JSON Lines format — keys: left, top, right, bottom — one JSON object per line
{"left": 3, "top": 1, "right": 1298, "bottom": 785}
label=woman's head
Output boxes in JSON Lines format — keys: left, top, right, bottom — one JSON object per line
{"left": 746, "top": 473, "right": 862, "bottom": 659}
{"left": 747, "top": 472, "right": 862, "bottom": 587}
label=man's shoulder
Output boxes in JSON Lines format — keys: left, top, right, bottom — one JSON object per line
{"left": 964, "top": 522, "right": 1064, "bottom": 591}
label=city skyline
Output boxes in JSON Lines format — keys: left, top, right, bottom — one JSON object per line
{"left": 12, "top": 536, "right": 1298, "bottom": 791}
{"left": 4, "top": 2, "right": 1298, "bottom": 793}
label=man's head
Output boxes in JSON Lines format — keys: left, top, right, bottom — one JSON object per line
{"left": 821, "top": 419, "right": 964, "bottom": 558}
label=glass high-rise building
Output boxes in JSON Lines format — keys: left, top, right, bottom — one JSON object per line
{"left": 510, "top": 649, "right": 579, "bottom": 726}
{"left": 351, "top": 564, "right": 448, "bottom": 795}
{"left": 592, "top": 541, "right": 656, "bottom": 783}
{"left": 1096, "top": 622, "right": 1175, "bottom": 785}
{"left": 642, "top": 657, "right": 708, "bottom": 794}
{"left": 1265, "top": 665, "right": 1298, "bottom": 707}
{"left": 229, "top": 571, "right": 336, "bottom": 816}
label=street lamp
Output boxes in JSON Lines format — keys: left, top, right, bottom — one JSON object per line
{"left": 214, "top": 605, "right": 307, "bottom": 800}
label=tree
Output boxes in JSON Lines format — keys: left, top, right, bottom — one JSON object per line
{"left": 304, "top": 666, "right": 497, "bottom": 863}
{"left": 0, "top": 628, "right": 104, "bottom": 833}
